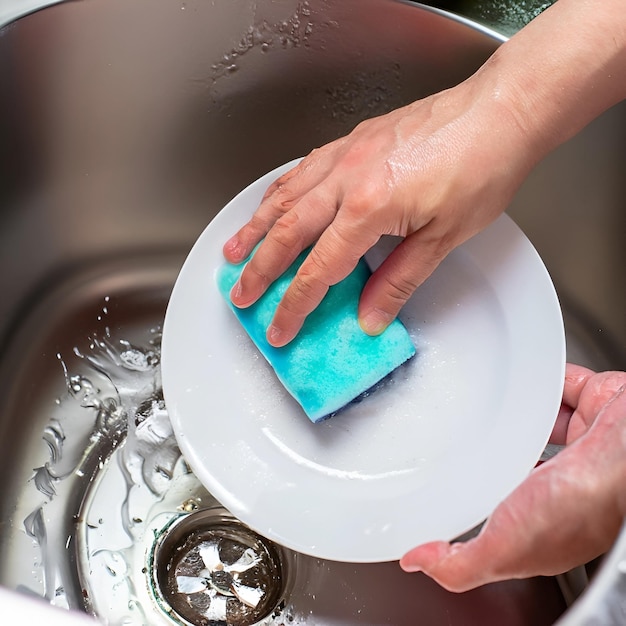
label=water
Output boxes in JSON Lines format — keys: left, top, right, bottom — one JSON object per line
{"left": 153, "top": 511, "right": 286, "bottom": 626}
{"left": 210, "top": 1, "right": 314, "bottom": 83}
{"left": 7, "top": 297, "right": 298, "bottom": 625}
{"left": 206, "top": 0, "right": 402, "bottom": 125}
{"left": 0, "top": 263, "right": 572, "bottom": 625}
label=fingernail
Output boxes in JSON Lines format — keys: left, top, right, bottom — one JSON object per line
{"left": 267, "top": 324, "right": 284, "bottom": 346}
{"left": 400, "top": 554, "right": 422, "bottom": 573}
{"left": 224, "top": 236, "right": 244, "bottom": 261}
{"left": 230, "top": 279, "right": 243, "bottom": 303}
{"left": 359, "top": 308, "right": 393, "bottom": 335}
{"left": 399, "top": 558, "right": 422, "bottom": 573}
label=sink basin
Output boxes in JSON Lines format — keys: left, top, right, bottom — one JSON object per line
{"left": 0, "top": 0, "right": 623, "bottom": 624}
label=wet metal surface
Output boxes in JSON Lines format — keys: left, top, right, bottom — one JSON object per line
{"left": 153, "top": 509, "right": 286, "bottom": 626}
{"left": 0, "top": 259, "right": 567, "bottom": 625}
{"left": 0, "top": 0, "right": 624, "bottom": 623}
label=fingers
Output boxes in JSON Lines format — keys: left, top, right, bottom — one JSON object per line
{"left": 552, "top": 364, "right": 626, "bottom": 445}
{"left": 399, "top": 535, "right": 509, "bottom": 593}
{"left": 566, "top": 369, "right": 626, "bottom": 443}
{"left": 562, "top": 362, "right": 596, "bottom": 408}
{"left": 229, "top": 180, "right": 340, "bottom": 306}
{"left": 399, "top": 458, "right": 614, "bottom": 592}
{"left": 400, "top": 373, "right": 626, "bottom": 593}
{"left": 358, "top": 229, "right": 449, "bottom": 334}
{"left": 223, "top": 148, "right": 342, "bottom": 265}
{"left": 548, "top": 364, "right": 594, "bottom": 445}
{"left": 549, "top": 402, "right": 574, "bottom": 445}
{"left": 223, "top": 154, "right": 330, "bottom": 264}
{"left": 223, "top": 186, "right": 296, "bottom": 266}
{"left": 265, "top": 211, "right": 382, "bottom": 347}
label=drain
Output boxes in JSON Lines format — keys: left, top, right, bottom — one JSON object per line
{"left": 151, "top": 508, "right": 285, "bottom": 626}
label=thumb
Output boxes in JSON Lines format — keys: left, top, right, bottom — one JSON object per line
{"left": 358, "top": 231, "right": 448, "bottom": 334}
{"left": 399, "top": 538, "right": 499, "bottom": 593}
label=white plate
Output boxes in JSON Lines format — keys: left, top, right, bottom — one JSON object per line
{"left": 162, "top": 159, "right": 565, "bottom": 563}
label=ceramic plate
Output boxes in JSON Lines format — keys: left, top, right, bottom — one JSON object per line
{"left": 162, "top": 159, "right": 565, "bottom": 563}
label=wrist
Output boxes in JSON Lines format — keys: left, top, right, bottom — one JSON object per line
{"left": 481, "top": 0, "right": 626, "bottom": 162}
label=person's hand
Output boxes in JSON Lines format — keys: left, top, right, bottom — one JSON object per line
{"left": 223, "top": 73, "right": 537, "bottom": 346}
{"left": 399, "top": 363, "right": 626, "bottom": 592}
{"left": 222, "top": 0, "right": 626, "bottom": 348}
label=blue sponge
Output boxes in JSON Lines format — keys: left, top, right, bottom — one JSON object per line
{"left": 216, "top": 247, "right": 416, "bottom": 423}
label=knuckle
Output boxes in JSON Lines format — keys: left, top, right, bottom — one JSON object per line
{"left": 303, "top": 245, "right": 334, "bottom": 277}
{"left": 270, "top": 210, "right": 306, "bottom": 252}
{"left": 281, "top": 257, "right": 331, "bottom": 315}
{"left": 592, "top": 371, "right": 626, "bottom": 400}
{"left": 294, "top": 269, "right": 327, "bottom": 304}
{"left": 263, "top": 174, "right": 300, "bottom": 212}
{"left": 301, "top": 243, "right": 357, "bottom": 288}
{"left": 272, "top": 183, "right": 298, "bottom": 211}
{"left": 383, "top": 273, "right": 419, "bottom": 305}
{"left": 294, "top": 277, "right": 325, "bottom": 304}
{"left": 281, "top": 277, "right": 326, "bottom": 317}
{"left": 246, "top": 213, "right": 273, "bottom": 238}
{"left": 242, "top": 258, "right": 270, "bottom": 287}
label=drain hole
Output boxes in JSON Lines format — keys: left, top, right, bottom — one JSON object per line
{"left": 153, "top": 508, "right": 285, "bottom": 626}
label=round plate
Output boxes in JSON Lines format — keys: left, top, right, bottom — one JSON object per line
{"left": 162, "top": 159, "right": 565, "bottom": 563}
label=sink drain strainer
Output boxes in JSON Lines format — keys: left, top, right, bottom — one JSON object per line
{"left": 151, "top": 508, "right": 285, "bottom": 626}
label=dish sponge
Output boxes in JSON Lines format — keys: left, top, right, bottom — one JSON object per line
{"left": 216, "top": 246, "right": 416, "bottom": 423}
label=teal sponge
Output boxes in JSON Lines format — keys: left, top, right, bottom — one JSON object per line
{"left": 216, "top": 247, "right": 416, "bottom": 423}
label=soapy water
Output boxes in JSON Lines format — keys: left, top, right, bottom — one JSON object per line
{"left": 9, "top": 288, "right": 475, "bottom": 625}
{"left": 207, "top": 0, "right": 402, "bottom": 124}
{"left": 209, "top": 1, "right": 315, "bottom": 86}
{"left": 5, "top": 235, "right": 526, "bottom": 623}
{"left": 16, "top": 298, "right": 299, "bottom": 625}
{"left": 1, "top": 274, "right": 575, "bottom": 625}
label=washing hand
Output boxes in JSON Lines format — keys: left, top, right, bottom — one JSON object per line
{"left": 399, "top": 364, "right": 626, "bottom": 592}
{"left": 223, "top": 0, "right": 626, "bottom": 348}
{"left": 223, "top": 75, "right": 535, "bottom": 346}
{"left": 219, "top": 0, "right": 626, "bottom": 594}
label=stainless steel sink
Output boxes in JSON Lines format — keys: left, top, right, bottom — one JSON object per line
{"left": 0, "top": 0, "right": 624, "bottom": 624}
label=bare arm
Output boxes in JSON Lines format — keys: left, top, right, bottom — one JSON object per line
{"left": 223, "top": 0, "right": 626, "bottom": 347}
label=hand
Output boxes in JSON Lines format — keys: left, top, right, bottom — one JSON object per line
{"left": 399, "top": 363, "right": 626, "bottom": 592}
{"left": 223, "top": 75, "right": 534, "bottom": 346}
{"left": 222, "top": 0, "right": 626, "bottom": 348}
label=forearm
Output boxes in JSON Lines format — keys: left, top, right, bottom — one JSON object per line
{"left": 223, "top": 0, "right": 626, "bottom": 344}
{"left": 478, "top": 0, "right": 626, "bottom": 164}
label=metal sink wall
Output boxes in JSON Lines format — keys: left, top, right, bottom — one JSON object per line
{"left": 0, "top": 0, "right": 624, "bottom": 624}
